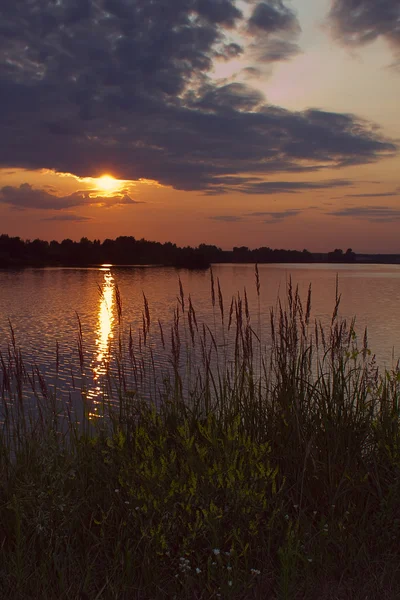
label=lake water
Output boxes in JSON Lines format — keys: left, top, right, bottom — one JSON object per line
{"left": 1, "top": 263, "right": 400, "bottom": 419}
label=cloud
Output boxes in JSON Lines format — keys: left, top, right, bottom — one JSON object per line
{"left": 329, "top": 206, "right": 400, "bottom": 222}
{"left": 194, "top": 82, "right": 265, "bottom": 112}
{"left": 247, "top": 1, "right": 302, "bottom": 63}
{"left": 247, "top": 209, "right": 301, "bottom": 223}
{"left": 0, "top": 0, "right": 396, "bottom": 195}
{"left": 42, "top": 214, "right": 92, "bottom": 222}
{"left": 205, "top": 178, "right": 353, "bottom": 195}
{"left": 328, "top": 0, "right": 400, "bottom": 61}
{"left": 210, "top": 208, "right": 302, "bottom": 224}
{"left": 248, "top": 1, "right": 299, "bottom": 34}
{"left": 0, "top": 183, "right": 140, "bottom": 210}
{"left": 210, "top": 215, "right": 243, "bottom": 222}
{"left": 343, "top": 191, "right": 400, "bottom": 198}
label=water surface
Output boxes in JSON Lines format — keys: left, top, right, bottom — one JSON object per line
{"left": 1, "top": 263, "right": 399, "bottom": 417}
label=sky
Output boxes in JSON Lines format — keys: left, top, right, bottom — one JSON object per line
{"left": 0, "top": 0, "right": 399, "bottom": 252}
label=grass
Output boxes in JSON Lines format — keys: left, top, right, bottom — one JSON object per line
{"left": 1, "top": 266, "right": 400, "bottom": 599}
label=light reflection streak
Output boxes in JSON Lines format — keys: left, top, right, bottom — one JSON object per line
{"left": 87, "top": 268, "right": 115, "bottom": 417}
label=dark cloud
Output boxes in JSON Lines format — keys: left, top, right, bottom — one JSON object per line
{"left": 329, "top": 0, "right": 400, "bottom": 60}
{"left": 0, "top": 184, "right": 139, "bottom": 210}
{"left": 197, "top": 0, "right": 243, "bottom": 26}
{"left": 206, "top": 178, "right": 353, "bottom": 195}
{"left": 329, "top": 206, "right": 400, "bottom": 222}
{"left": 247, "top": 1, "right": 302, "bottom": 63}
{"left": 0, "top": 0, "right": 396, "bottom": 195}
{"left": 248, "top": 1, "right": 299, "bottom": 34}
{"left": 344, "top": 191, "right": 400, "bottom": 198}
{"left": 210, "top": 215, "right": 243, "bottom": 222}
{"left": 42, "top": 214, "right": 92, "bottom": 222}
{"left": 194, "top": 82, "right": 265, "bottom": 111}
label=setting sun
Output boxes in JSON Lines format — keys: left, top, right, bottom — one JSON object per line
{"left": 96, "top": 174, "right": 122, "bottom": 193}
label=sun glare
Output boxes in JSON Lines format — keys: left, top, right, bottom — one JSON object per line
{"left": 96, "top": 174, "right": 122, "bottom": 193}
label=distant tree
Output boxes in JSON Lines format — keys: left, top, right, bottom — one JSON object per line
{"left": 328, "top": 248, "right": 344, "bottom": 262}
{"left": 345, "top": 248, "right": 356, "bottom": 262}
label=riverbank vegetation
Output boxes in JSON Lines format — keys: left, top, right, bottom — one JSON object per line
{"left": 0, "top": 232, "right": 358, "bottom": 268}
{"left": 1, "top": 270, "right": 400, "bottom": 599}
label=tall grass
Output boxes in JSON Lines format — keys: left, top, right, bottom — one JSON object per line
{"left": 1, "top": 267, "right": 400, "bottom": 599}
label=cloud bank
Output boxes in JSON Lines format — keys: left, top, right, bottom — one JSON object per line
{"left": 0, "top": 0, "right": 397, "bottom": 195}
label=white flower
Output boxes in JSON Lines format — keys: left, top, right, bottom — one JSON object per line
{"left": 228, "top": 581, "right": 233, "bottom": 587}
{"left": 196, "top": 568, "right": 201, "bottom": 574}
{"left": 213, "top": 548, "right": 220, "bottom": 555}
{"left": 250, "top": 568, "right": 261, "bottom": 575}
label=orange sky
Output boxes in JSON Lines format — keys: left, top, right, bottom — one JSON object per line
{"left": 0, "top": 0, "right": 399, "bottom": 252}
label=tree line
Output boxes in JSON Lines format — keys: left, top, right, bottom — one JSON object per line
{"left": 0, "top": 234, "right": 356, "bottom": 268}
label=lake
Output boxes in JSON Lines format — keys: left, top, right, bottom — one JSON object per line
{"left": 1, "top": 263, "right": 400, "bottom": 420}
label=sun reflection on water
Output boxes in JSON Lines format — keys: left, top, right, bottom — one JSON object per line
{"left": 87, "top": 268, "right": 115, "bottom": 416}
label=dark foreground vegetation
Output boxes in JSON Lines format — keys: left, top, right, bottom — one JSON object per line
{"left": 1, "top": 270, "right": 400, "bottom": 599}
{"left": 0, "top": 233, "right": 358, "bottom": 268}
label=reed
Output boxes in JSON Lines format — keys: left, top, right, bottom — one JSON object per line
{"left": 1, "top": 267, "right": 400, "bottom": 600}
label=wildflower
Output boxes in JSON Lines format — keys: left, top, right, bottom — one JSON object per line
{"left": 227, "top": 566, "right": 232, "bottom": 571}
{"left": 228, "top": 581, "right": 233, "bottom": 587}
{"left": 115, "top": 489, "right": 120, "bottom": 493}
{"left": 125, "top": 501, "right": 130, "bottom": 505}
{"left": 250, "top": 569, "right": 261, "bottom": 575}
{"left": 196, "top": 567, "right": 201, "bottom": 574}
{"left": 213, "top": 548, "right": 220, "bottom": 555}
{"left": 307, "top": 558, "right": 313, "bottom": 562}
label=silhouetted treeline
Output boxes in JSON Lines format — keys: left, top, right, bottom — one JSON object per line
{"left": 0, "top": 234, "right": 359, "bottom": 268}
{"left": 227, "top": 246, "right": 356, "bottom": 264}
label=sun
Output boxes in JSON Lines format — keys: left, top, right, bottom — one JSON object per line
{"left": 96, "top": 174, "right": 122, "bottom": 193}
